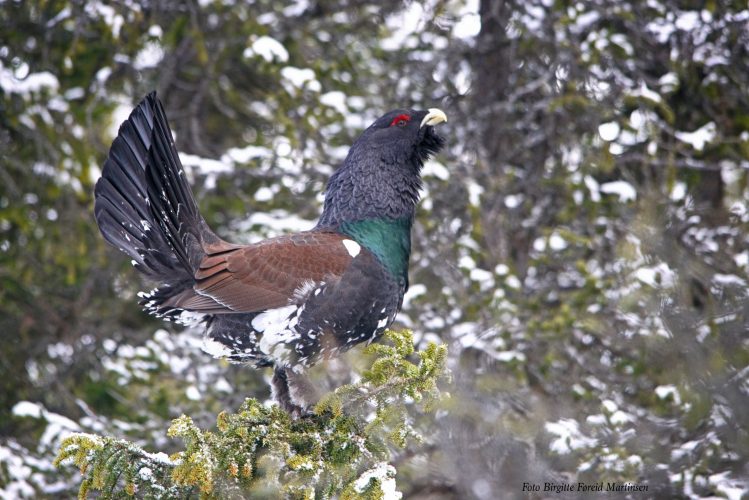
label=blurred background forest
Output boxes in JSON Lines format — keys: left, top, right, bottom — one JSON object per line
{"left": 2, "top": 0, "right": 749, "bottom": 498}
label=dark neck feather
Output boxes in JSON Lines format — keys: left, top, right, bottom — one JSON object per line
{"left": 316, "top": 122, "right": 444, "bottom": 230}
{"left": 316, "top": 151, "right": 422, "bottom": 229}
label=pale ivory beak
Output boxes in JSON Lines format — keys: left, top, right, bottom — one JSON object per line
{"left": 420, "top": 108, "right": 448, "bottom": 128}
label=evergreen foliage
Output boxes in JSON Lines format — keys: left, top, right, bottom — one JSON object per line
{"left": 54, "top": 330, "right": 448, "bottom": 499}
{"left": 3, "top": 0, "right": 749, "bottom": 497}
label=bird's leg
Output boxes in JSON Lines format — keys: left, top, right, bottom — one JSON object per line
{"left": 285, "top": 367, "right": 321, "bottom": 413}
{"left": 271, "top": 367, "right": 319, "bottom": 418}
{"left": 272, "top": 367, "right": 302, "bottom": 417}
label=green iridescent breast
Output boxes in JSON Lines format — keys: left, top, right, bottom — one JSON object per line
{"left": 339, "top": 217, "right": 412, "bottom": 281}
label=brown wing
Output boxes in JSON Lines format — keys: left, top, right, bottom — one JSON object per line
{"left": 161, "top": 231, "right": 355, "bottom": 313}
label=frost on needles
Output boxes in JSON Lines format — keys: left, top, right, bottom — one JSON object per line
{"left": 54, "top": 330, "right": 448, "bottom": 499}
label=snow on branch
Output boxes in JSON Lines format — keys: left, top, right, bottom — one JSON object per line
{"left": 54, "top": 330, "right": 448, "bottom": 499}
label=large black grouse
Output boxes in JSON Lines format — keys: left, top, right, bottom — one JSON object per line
{"left": 94, "top": 92, "right": 447, "bottom": 414}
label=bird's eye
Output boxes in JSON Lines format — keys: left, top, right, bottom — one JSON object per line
{"left": 389, "top": 114, "right": 411, "bottom": 127}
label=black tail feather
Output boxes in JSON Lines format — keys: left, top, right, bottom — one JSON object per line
{"left": 94, "top": 92, "right": 210, "bottom": 311}
{"left": 144, "top": 106, "right": 202, "bottom": 273}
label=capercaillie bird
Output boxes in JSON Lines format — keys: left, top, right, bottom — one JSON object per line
{"left": 94, "top": 92, "right": 447, "bottom": 415}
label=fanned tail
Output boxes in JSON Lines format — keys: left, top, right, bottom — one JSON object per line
{"left": 94, "top": 92, "right": 220, "bottom": 319}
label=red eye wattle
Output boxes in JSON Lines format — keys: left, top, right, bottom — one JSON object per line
{"left": 389, "top": 114, "right": 411, "bottom": 127}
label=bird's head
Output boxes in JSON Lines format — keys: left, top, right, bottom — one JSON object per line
{"left": 317, "top": 108, "right": 447, "bottom": 228}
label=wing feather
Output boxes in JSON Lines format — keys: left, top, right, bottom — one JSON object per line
{"left": 168, "top": 231, "right": 355, "bottom": 313}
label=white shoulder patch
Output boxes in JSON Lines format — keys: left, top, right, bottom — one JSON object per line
{"left": 342, "top": 239, "right": 361, "bottom": 258}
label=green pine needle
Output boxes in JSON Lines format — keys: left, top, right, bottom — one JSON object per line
{"left": 54, "top": 330, "right": 448, "bottom": 499}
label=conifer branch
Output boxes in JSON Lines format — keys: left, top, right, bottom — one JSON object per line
{"left": 54, "top": 330, "right": 448, "bottom": 499}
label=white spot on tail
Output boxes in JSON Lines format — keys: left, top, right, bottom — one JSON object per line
{"left": 342, "top": 239, "right": 361, "bottom": 258}
{"left": 138, "top": 288, "right": 159, "bottom": 300}
{"left": 174, "top": 310, "right": 205, "bottom": 326}
{"left": 378, "top": 317, "right": 389, "bottom": 329}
